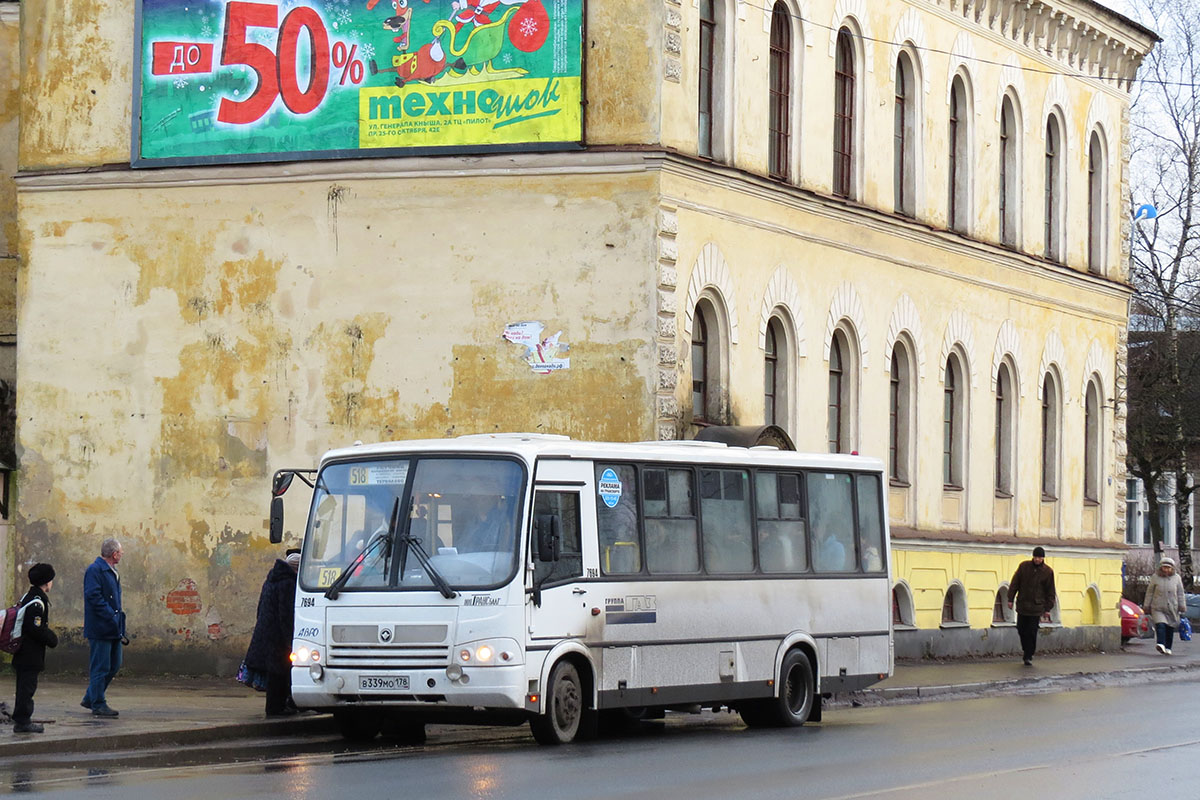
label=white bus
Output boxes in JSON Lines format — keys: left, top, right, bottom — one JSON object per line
{"left": 271, "top": 432, "right": 893, "bottom": 744}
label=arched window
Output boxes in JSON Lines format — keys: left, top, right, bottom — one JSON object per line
{"left": 894, "top": 52, "right": 917, "bottom": 216}
{"left": 893, "top": 581, "right": 915, "bottom": 628}
{"left": 828, "top": 334, "right": 844, "bottom": 452}
{"left": 993, "top": 585, "right": 1016, "bottom": 624}
{"left": 941, "top": 582, "right": 967, "bottom": 625}
{"left": 1044, "top": 115, "right": 1064, "bottom": 262}
{"left": 1084, "top": 379, "right": 1102, "bottom": 502}
{"left": 1088, "top": 131, "right": 1107, "bottom": 274}
{"left": 826, "top": 327, "right": 858, "bottom": 453}
{"left": 943, "top": 354, "right": 966, "bottom": 488}
{"left": 764, "top": 317, "right": 790, "bottom": 428}
{"left": 999, "top": 95, "right": 1020, "bottom": 247}
{"left": 1041, "top": 372, "right": 1060, "bottom": 500}
{"left": 833, "top": 28, "right": 856, "bottom": 199}
{"left": 768, "top": 2, "right": 792, "bottom": 181}
{"left": 995, "top": 360, "right": 1015, "bottom": 495}
{"left": 692, "top": 312, "right": 709, "bottom": 421}
{"left": 889, "top": 342, "right": 913, "bottom": 484}
{"left": 948, "top": 75, "right": 970, "bottom": 233}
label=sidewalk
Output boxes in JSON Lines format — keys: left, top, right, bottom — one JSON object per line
{"left": 0, "top": 636, "right": 1194, "bottom": 757}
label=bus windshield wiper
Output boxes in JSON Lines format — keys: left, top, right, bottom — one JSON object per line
{"left": 324, "top": 499, "right": 399, "bottom": 601}
{"left": 399, "top": 532, "right": 456, "bottom": 599}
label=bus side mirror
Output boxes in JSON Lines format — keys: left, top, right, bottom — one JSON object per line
{"left": 273, "top": 471, "right": 295, "bottom": 497}
{"left": 269, "top": 496, "right": 285, "bottom": 544}
{"left": 534, "top": 514, "right": 561, "bottom": 563}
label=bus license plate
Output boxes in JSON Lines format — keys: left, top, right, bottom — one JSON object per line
{"left": 359, "top": 675, "right": 409, "bottom": 691}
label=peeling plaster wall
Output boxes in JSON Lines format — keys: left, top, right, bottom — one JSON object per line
{"left": 16, "top": 171, "right": 659, "bottom": 671}
{"left": 19, "top": 0, "right": 132, "bottom": 169}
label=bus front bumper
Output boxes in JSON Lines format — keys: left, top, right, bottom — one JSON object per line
{"left": 291, "top": 663, "right": 528, "bottom": 711}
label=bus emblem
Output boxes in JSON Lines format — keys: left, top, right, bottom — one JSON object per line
{"left": 604, "top": 594, "right": 657, "bottom": 624}
{"left": 379, "top": 627, "right": 393, "bottom": 642}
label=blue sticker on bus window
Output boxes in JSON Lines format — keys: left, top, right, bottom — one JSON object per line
{"left": 598, "top": 468, "right": 622, "bottom": 508}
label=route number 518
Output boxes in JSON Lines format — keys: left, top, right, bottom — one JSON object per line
{"left": 218, "top": 1, "right": 331, "bottom": 124}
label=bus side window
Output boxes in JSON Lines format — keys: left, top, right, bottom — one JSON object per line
{"left": 856, "top": 474, "right": 885, "bottom": 572}
{"left": 756, "top": 471, "right": 807, "bottom": 573}
{"left": 596, "top": 463, "right": 641, "bottom": 574}
{"left": 808, "top": 471, "right": 856, "bottom": 573}
{"left": 700, "top": 469, "right": 753, "bottom": 573}
{"left": 532, "top": 491, "right": 583, "bottom": 585}
{"left": 644, "top": 468, "right": 700, "bottom": 574}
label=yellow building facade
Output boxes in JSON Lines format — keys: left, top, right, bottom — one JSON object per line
{"left": 11, "top": 0, "right": 1155, "bottom": 669}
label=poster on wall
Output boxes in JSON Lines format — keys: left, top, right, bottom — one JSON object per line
{"left": 133, "top": 0, "right": 583, "bottom": 166}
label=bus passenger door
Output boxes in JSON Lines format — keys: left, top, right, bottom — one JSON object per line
{"left": 527, "top": 462, "right": 596, "bottom": 642}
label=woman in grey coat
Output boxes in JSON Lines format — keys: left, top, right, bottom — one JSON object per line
{"left": 1143, "top": 556, "right": 1187, "bottom": 655}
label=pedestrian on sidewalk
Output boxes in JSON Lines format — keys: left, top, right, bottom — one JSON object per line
{"left": 82, "top": 538, "right": 125, "bottom": 718}
{"left": 1008, "top": 546, "right": 1056, "bottom": 666}
{"left": 1142, "top": 556, "right": 1186, "bottom": 655}
{"left": 12, "top": 563, "right": 58, "bottom": 734}
{"left": 244, "top": 550, "right": 300, "bottom": 717}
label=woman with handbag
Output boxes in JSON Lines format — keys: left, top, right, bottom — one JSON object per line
{"left": 1143, "top": 556, "right": 1187, "bottom": 655}
{"left": 242, "top": 550, "right": 300, "bottom": 715}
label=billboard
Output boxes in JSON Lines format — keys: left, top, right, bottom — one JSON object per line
{"left": 133, "top": 0, "right": 583, "bottom": 166}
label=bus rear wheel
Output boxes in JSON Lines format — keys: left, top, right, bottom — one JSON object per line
{"left": 742, "top": 650, "right": 814, "bottom": 728}
{"left": 530, "top": 660, "right": 584, "bottom": 745}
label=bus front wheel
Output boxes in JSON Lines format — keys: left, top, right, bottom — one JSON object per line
{"left": 530, "top": 660, "right": 584, "bottom": 745}
{"left": 335, "top": 709, "right": 382, "bottom": 742}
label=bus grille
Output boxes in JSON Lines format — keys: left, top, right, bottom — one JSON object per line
{"left": 328, "top": 644, "right": 450, "bottom": 669}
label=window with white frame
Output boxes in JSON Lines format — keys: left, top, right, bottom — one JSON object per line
{"left": 999, "top": 94, "right": 1021, "bottom": 248}
{"left": 948, "top": 74, "right": 971, "bottom": 234}
{"left": 1044, "top": 114, "right": 1065, "bottom": 262}
{"left": 1084, "top": 379, "right": 1101, "bottom": 503}
{"left": 1041, "top": 372, "right": 1060, "bottom": 500}
{"left": 1088, "top": 130, "right": 1107, "bottom": 274}
{"left": 893, "top": 51, "right": 918, "bottom": 217}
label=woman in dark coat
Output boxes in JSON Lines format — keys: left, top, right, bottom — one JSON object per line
{"left": 243, "top": 552, "right": 299, "bottom": 716}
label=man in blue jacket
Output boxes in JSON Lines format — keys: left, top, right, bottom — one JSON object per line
{"left": 81, "top": 538, "right": 125, "bottom": 718}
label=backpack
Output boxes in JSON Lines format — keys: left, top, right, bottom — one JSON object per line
{"left": 0, "top": 598, "right": 43, "bottom": 654}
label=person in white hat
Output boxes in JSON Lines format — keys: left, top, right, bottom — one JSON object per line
{"left": 1143, "top": 556, "right": 1187, "bottom": 655}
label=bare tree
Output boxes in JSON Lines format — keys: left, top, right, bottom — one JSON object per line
{"left": 1126, "top": 0, "right": 1200, "bottom": 588}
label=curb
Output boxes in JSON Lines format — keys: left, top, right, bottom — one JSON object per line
{"left": 829, "top": 661, "right": 1200, "bottom": 708}
{"left": 0, "top": 715, "right": 338, "bottom": 758}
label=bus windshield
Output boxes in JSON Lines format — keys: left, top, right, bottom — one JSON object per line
{"left": 300, "top": 457, "right": 526, "bottom": 593}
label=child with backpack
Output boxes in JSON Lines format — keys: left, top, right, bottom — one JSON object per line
{"left": 12, "top": 563, "right": 58, "bottom": 733}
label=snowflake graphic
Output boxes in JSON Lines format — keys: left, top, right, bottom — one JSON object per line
{"left": 337, "top": 9, "right": 353, "bottom": 25}
{"left": 361, "top": 43, "right": 376, "bottom": 60}
{"left": 252, "top": 27, "right": 275, "bottom": 44}
{"left": 200, "top": 24, "right": 213, "bottom": 38}
{"left": 519, "top": 17, "right": 539, "bottom": 37}
{"left": 502, "top": 52, "right": 513, "bottom": 64}
{"left": 174, "top": 77, "right": 189, "bottom": 89}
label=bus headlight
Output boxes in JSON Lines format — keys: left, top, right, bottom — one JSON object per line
{"left": 291, "top": 646, "right": 321, "bottom": 664}
{"left": 453, "top": 639, "right": 521, "bottom": 666}
{"left": 309, "top": 663, "right": 324, "bottom": 682}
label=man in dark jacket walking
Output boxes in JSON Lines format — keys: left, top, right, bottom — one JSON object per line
{"left": 244, "top": 551, "right": 299, "bottom": 716}
{"left": 12, "top": 563, "right": 58, "bottom": 734}
{"left": 82, "top": 538, "right": 125, "bottom": 718}
{"left": 1008, "top": 546, "right": 1056, "bottom": 666}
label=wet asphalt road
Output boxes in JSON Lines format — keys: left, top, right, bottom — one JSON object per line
{"left": 3, "top": 675, "right": 1199, "bottom": 799}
